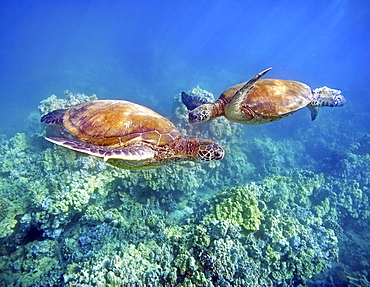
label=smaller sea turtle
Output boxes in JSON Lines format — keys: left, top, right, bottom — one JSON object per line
{"left": 40, "top": 100, "right": 224, "bottom": 170}
{"left": 182, "top": 68, "right": 346, "bottom": 125}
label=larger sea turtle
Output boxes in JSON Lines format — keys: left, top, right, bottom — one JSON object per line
{"left": 182, "top": 68, "right": 346, "bottom": 125}
{"left": 40, "top": 100, "right": 224, "bottom": 170}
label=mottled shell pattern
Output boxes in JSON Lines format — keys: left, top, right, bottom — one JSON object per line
{"left": 224, "top": 79, "right": 313, "bottom": 118}
{"left": 184, "top": 67, "right": 345, "bottom": 125}
{"left": 62, "top": 100, "right": 181, "bottom": 147}
{"left": 41, "top": 100, "right": 225, "bottom": 169}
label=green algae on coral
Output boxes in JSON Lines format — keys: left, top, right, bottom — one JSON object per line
{"left": 205, "top": 186, "right": 263, "bottom": 231}
{"left": 0, "top": 132, "right": 339, "bottom": 286}
{"left": 0, "top": 90, "right": 368, "bottom": 286}
{"left": 38, "top": 91, "right": 98, "bottom": 116}
{"left": 0, "top": 198, "right": 18, "bottom": 239}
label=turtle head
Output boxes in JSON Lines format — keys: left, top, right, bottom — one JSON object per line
{"left": 197, "top": 139, "right": 224, "bottom": 161}
{"left": 188, "top": 104, "right": 213, "bottom": 123}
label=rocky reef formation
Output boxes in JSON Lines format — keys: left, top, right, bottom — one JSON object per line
{"left": 0, "top": 89, "right": 368, "bottom": 286}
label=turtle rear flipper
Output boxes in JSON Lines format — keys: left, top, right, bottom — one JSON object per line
{"left": 40, "top": 109, "right": 67, "bottom": 125}
{"left": 311, "top": 87, "right": 346, "bottom": 107}
{"left": 45, "top": 137, "right": 155, "bottom": 161}
{"left": 307, "top": 105, "right": 319, "bottom": 121}
{"left": 308, "top": 86, "right": 346, "bottom": 121}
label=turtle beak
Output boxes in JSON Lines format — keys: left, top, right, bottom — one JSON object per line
{"left": 198, "top": 140, "right": 225, "bottom": 161}
{"left": 213, "top": 146, "right": 225, "bottom": 160}
{"left": 188, "top": 111, "right": 199, "bottom": 123}
{"left": 188, "top": 106, "right": 209, "bottom": 123}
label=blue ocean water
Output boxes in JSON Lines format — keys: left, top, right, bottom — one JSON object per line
{"left": 0, "top": 0, "right": 369, "bottom": 136}
{"left": 0, "top": 0, "right": 370, "bottom": 286}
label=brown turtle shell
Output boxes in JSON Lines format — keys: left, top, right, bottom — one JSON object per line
{"left": 63, "top": 100, "right": 180, "bottom": 147}
{"left": 222, "top": 79, "right": 313, "bottom": 116}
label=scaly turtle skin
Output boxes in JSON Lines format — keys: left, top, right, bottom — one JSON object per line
{"left": 182, "top": 68, "right": 346, "bottom": 125}
{"left": 41, "top": 100, "right": 224, "bottom": 170}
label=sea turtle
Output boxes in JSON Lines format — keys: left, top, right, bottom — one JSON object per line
{"left": 182, "top": 68, "right": 346, "bottom": 125}
{"left": 40, "top": 100, "right": 224, "bottom": 170}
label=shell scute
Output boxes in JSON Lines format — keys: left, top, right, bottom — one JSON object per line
{"left": 235, "top": 79, "right": 313, "bottom": 116}
{"left": 63, "top": 100, "right": 180, "bottom": 147}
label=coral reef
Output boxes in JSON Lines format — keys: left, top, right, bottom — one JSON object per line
{"left": 204, "top": 186, "right": 263, "bottom": 231}
{"left": 194, "top": 173, "right": 338, "bottom": 286}
{"left": 244, "top": 136, "right": 308, "bottom": 177}
{"left": 38, "top": 90, "right": 98, "bottom": 116}
{"left": 0, "top": 90, "right": 368, "bottom": 286}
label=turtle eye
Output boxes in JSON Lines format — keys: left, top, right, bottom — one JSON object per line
{"left": 212, "top": 145, "right": 225, "bottom": 160}
{"left": 188, "top": 106, "right": 210, "bottom": 123}
{"left": 188, "top": 111, "right": 200, "bottom": 123}
{"left": 198, "top": 142, "right": 224, "bottom": 161}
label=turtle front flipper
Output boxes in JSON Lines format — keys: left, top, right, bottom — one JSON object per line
{"left": 181, "top": 91, "right": 213, "bottom": 110}
{"left": 234, "top": 67, "right": 272, "bottom": 98}
{"left": 224, "top": 68, "right": 271, "bottom": 123}
{"left": 45, "top": 137, "right": 156, "bottom": 161}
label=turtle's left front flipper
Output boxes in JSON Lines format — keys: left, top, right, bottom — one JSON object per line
{"left": 309, "top": 86, "right": 346, "bottom": 120}
{"left": 181, "top": 91, "right": 213, "bottom": 111}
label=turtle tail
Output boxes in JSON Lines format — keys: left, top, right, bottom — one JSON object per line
{"left": 308, "top": 86, "right": 346, "bottom": 121}
{"left": 40, "top": 109, "right": 67, "bottom": 126}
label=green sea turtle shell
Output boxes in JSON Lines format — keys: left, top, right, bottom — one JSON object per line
{"left": 62, "top": 100, "right": 181, "bottom": 148}
{"left": 223, "top": 79, "right": 313, "bottom": 116}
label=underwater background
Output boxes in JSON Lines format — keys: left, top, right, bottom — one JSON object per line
{"left": 0, "top": 0, "right": 369, "bottom": 286}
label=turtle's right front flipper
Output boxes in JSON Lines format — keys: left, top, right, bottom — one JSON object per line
{"left": 234, "top": 67, "right": 272, "bottom": 98}
{"left": 227, "top": 68, "right": 272, "bottom": 115}
{"left": 45, "top": 137, "right": 155, "bottom": 161}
